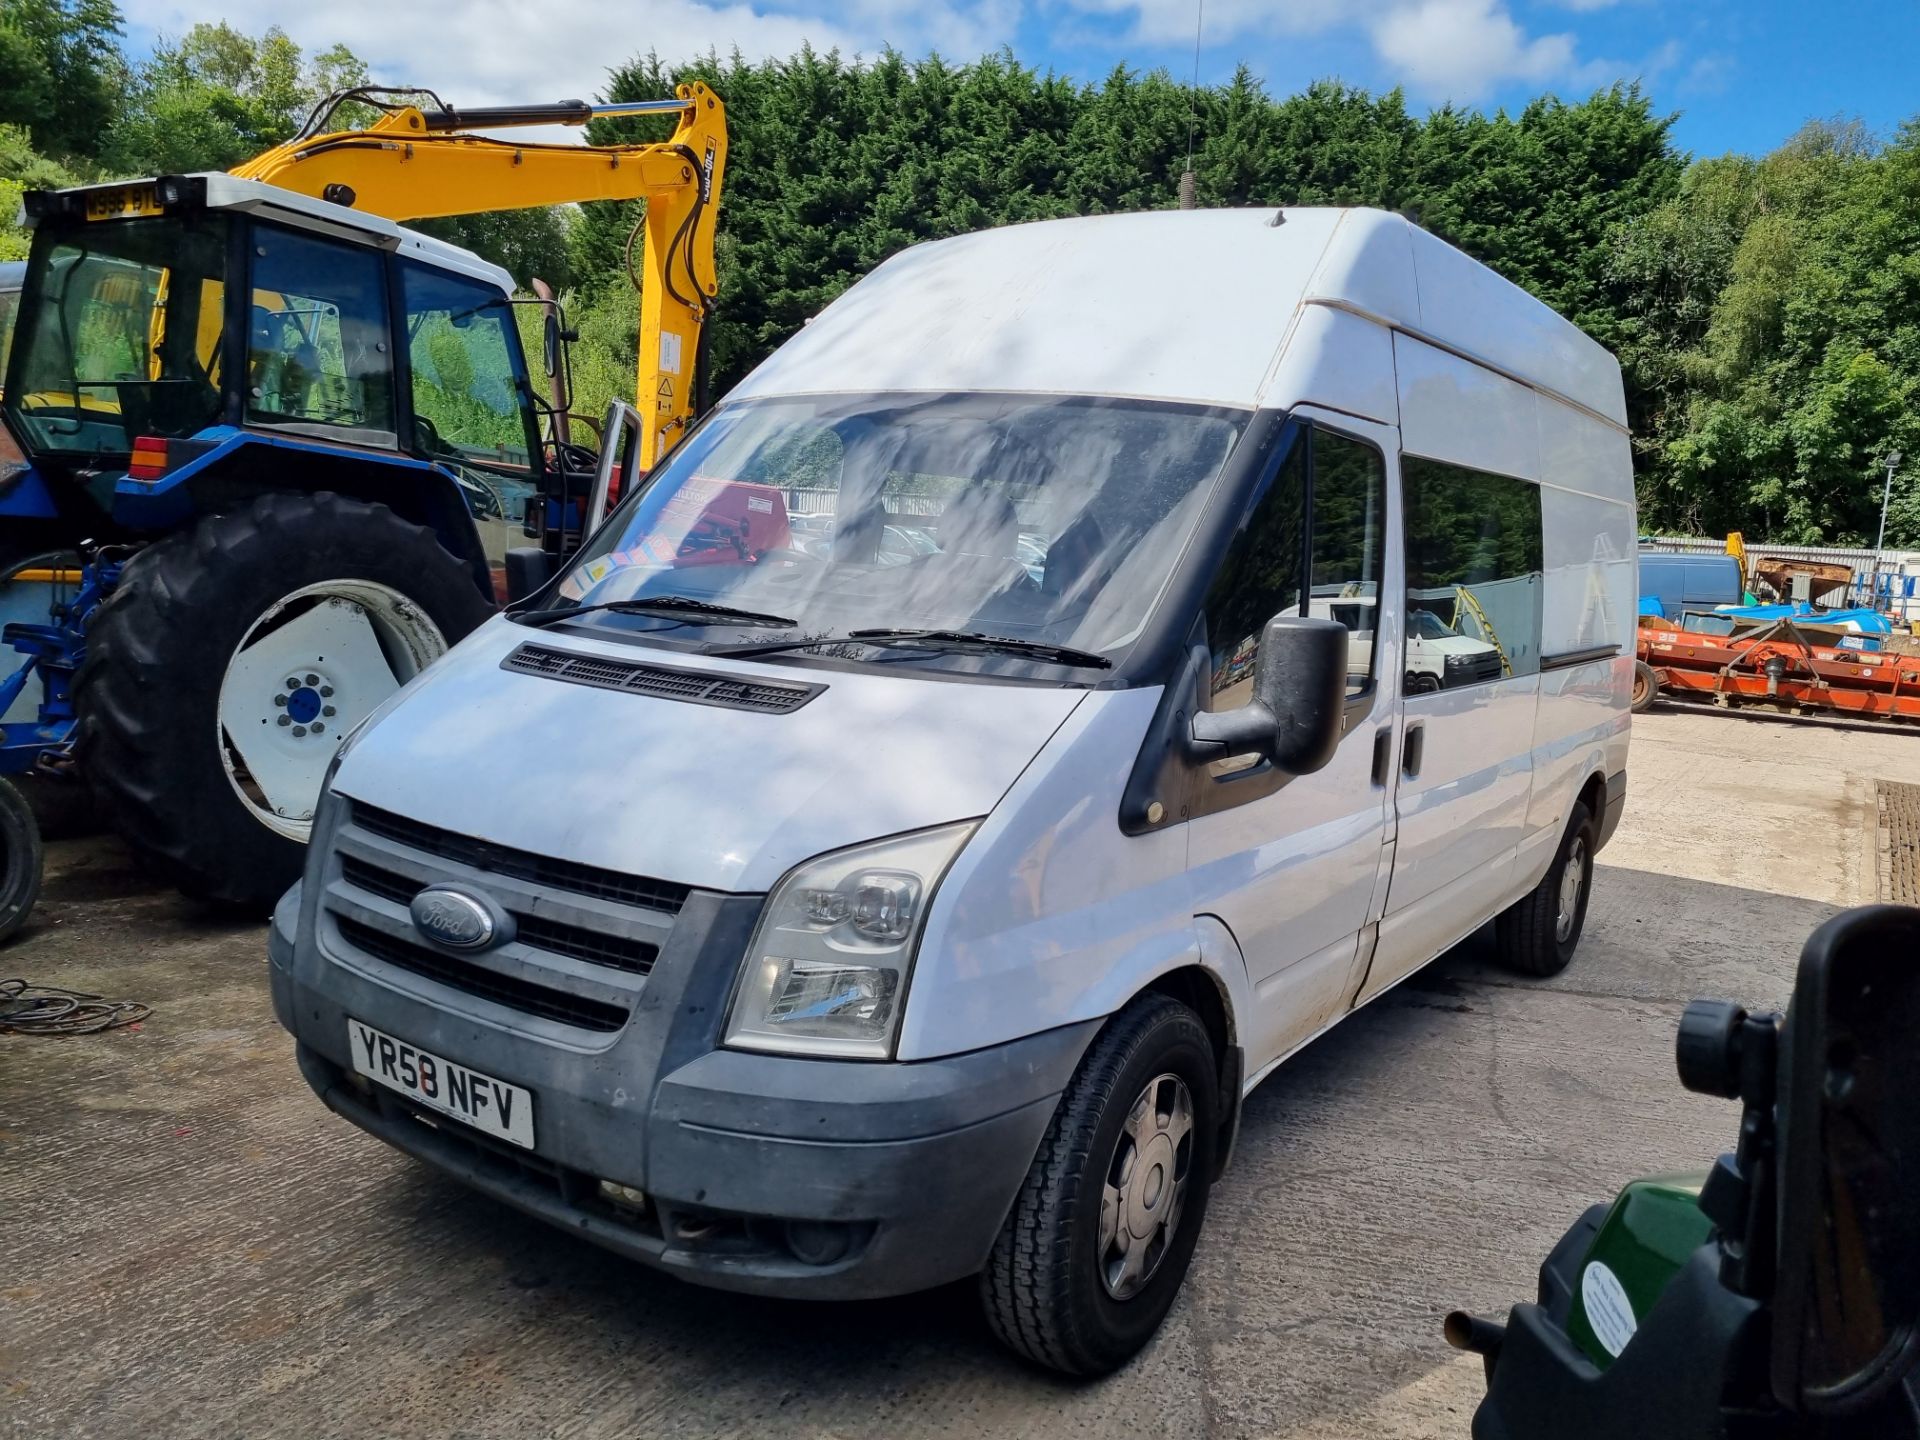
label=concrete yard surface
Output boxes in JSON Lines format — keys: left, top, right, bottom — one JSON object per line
{"left": 3, "top": 705, "right": 1916, "bottom": 1438}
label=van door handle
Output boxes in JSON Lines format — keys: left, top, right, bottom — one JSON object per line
{"left": 1370, "top": 727, "right": 1392, "bottom": 786}
{"left": 1402, "top": 723, "right": 1426, "bottom": 778}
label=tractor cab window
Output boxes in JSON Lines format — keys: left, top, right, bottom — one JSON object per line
{"left": 3, "top": 214, "right": 227, "bottom": 457}
{"left": 399, "top": 261, "right": 541, "bottom": 532}
{"left": 246, "top": 225, "right": 395, "bottom": 444}
{"left": 400, "top": 264, "right": 538, "bottom": 473}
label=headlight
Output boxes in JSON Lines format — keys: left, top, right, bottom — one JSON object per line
{"left": 725, "top": 821, "right": 977, "bottom": 1059}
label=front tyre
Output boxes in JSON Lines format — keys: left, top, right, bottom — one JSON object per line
{"left": 75, "top": 492, "right": 491, "bottom": 910}
{"left": 981, "top": 993, "right": 1218, "bottom": 1376}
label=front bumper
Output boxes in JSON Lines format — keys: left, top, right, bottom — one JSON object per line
{"left": 270, "top": 881, "right": 1096, "bottom": 1300}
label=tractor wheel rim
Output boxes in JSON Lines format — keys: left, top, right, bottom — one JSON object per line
{"left": 216, "top": 580, "right": 448, "bottom": 842}
{"left": 1556, "top": 836, "right": 1588, "bottom": 943}
{"left": 1098, "top": 1072, "right": 1195, "bottom": 1301}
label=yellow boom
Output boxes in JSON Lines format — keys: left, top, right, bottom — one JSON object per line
{"left": 232, "top": 84, "right": 728, "bottom": 469}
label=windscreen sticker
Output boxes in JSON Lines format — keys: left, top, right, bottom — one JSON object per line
{"left": 1581, "top": 1261, "right": 1638, "bottom": 1357}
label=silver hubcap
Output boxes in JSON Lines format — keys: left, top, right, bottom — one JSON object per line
{"left": 1098, "top": 1073, "right": 1194, "bottom": 1300}
{"left": 1556, "top": 836, "right": 1588, "bottom": 943}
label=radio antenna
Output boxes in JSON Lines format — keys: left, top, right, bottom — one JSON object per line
{"left": 1180, "top": 0, "right": 1204, "bottom": 209}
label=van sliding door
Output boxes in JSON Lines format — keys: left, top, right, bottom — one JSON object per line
{"left": 1360, "top": 336, "right": 1544, "bottom": 1001}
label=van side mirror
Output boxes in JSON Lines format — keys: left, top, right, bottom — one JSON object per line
{"left": 1771, "top": 905, "right": 1920, "bottom": 1416}
{"left": 1188, "top": 616, "right": 1346, "bottom": 775}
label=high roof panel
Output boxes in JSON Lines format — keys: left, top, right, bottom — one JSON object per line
{"left": 729, "top": 207, "right": 1626, "bottom": 429}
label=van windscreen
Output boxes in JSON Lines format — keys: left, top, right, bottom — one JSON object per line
{"left": 556, "top": 392, "right": 1245, "bottom": 670}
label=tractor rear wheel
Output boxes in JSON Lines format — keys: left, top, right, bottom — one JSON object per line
{"left": 75, "top": 492, "right": 491, "bottom": 910}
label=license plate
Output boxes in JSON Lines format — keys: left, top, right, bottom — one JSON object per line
{"left": 84, "top": 184, "right": 164, "bottom": 222}
{"left": 346, "top": 1019, "right": 534, "bottom": 1149}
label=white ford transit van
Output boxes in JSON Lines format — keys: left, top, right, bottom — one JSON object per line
{"left": 270, "top": 208, "right": 1635, "bottom": 1375}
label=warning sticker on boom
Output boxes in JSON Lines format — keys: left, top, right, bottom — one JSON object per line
{"left": 659, "top": 331, "right": 684, "bottom": 376}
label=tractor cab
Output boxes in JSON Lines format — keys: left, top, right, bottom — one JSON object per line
{"left": 0, "top": 174, "right": 592, "bottom": 573}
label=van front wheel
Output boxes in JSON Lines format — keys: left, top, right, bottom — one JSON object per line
{"left": 980, "top": 993, "right": 1218, "bottom": 1376}
{"left": 1494, "top": 801, "right": 1596, "bottom": 977}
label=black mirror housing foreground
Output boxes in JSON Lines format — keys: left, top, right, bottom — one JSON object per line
{"left": 1188, "top": 615, "right": 1347, "bottom": 776}
{"left": 1773, "top": 904, "right": 1920, "bottom": 1416}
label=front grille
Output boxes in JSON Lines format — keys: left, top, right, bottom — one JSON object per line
{"left": 1444, "top": 650, "right": 1505, "bottom": 686}
{"left": 351, "top": 802, "right": 689, "bottom": 915}
{"left": 340, "top": 854, "right": 415, "bottom": 906}
{"left": 335, "top": 918, "right": 630, "bottom": 1033}
{"left": 502, "top": 643, "right": 821, "bottom": 715}
{"left": 514, "top": 915, "right": 656, "bottom": 974}
{"left": 339, "top": 854, "right": 659, "bottom": 976}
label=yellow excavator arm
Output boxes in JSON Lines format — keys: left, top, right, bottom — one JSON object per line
{"left": 233, "top": 83, "right": 727, "bottom": 470}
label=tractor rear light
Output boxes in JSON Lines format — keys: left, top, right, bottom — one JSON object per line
{"left": 128, "top": 436, "right": 169, "bottom": 481}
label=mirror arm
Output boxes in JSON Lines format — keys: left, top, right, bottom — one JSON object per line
{"left": 1185, "top": 705, "right": 1275, "bottom": 763}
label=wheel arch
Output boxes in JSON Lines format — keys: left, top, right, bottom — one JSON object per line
{"left": 170, "top": 441, "right": 494, "bottom": 602}
{"left": 1142, "top": 917, "right": 1250, "bottom": 1179}
{"left": 1576, "top": 768, "right": 1608, "bottom": 843}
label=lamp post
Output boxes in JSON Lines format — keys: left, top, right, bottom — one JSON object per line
{"left": 1875, "top": 450, "right": 1902, "bottom": 612}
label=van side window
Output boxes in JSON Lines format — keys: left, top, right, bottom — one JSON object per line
{"left": 1401, "top": 455, "right": 1543, "bottom": 689}
{"left": 1202, "top": 424, "right": 1386, "bottom": 717}
{"left": 1308, "top": 431, "right": 1386, "bottom": 699}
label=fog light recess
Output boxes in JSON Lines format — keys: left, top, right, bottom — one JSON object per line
{"left": 599, "top": 1180, "right": 648, "bottom": 1212}
{"left": 783, "top": 1218, "right": 855, "bottom": 1266}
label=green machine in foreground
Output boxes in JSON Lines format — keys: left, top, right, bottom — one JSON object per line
{"left": 1450, "top": 905, "right": 1920, "bottom": 1439}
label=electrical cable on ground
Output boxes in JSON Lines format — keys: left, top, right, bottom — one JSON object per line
{"left": 0, "top": 979, "right": 151, "bottom": 1035}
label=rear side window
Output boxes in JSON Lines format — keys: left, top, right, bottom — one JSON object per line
{"left": 1401, "top": 455, "right": 1543, "bottom": 688}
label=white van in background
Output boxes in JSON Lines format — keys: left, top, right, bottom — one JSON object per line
{"left": 269, "top": 208, "right": 1635, "bottom": 1376}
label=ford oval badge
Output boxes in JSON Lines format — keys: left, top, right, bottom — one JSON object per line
{"left": 410, "top": 886, "right": 497, "bottom": 950}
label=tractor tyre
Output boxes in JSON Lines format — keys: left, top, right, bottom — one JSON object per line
{"left": 1631, "top": 660, "right": 1658, "bottom": 714}
{"left": 75, "top": 492, "right": 491, "bottom": 911}
{"left": 0, "top": 776, "right": 43, "bottom": 945}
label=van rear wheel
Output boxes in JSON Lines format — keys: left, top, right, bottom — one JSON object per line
{"left": 1494, "top": 801, "right": 1596, "bottom": 978}
{"left": 980, "top": 993, "right": 1218, "bottom": 1376}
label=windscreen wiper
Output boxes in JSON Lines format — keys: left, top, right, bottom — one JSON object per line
{"left": 709, "top": 628, "right": 1113, "bottom": 670}
{"left": 509, "top": 596, "right": 799, "bottom": 630}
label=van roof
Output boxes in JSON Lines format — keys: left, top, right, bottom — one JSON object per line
{"left": 731, "top": 208, "right": 1625, "bottom": 428}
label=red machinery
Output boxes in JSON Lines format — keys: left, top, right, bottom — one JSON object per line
{"left": 1639, "top": 616, "right": 1920, "bottom": 722}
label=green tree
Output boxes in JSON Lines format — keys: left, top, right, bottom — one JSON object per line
{"left": 1618, "top": 119, "right": 1920, "bottom": 544}
{"left": 105, "top": 23, "right": 362, "bottom": 173}
{"left": 0, "top": 0, "right": 124, "bottom": 163}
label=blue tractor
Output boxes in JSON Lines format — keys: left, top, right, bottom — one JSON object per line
{"left": 0, "top": 176, "right": 595, "bottom": 924}
{"left": 0, "top": 92, "right": 726, "bottom": 937}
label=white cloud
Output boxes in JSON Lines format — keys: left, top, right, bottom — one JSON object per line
{"left": 1569, "top": 35, "right": 1681, "bottom": 91}
{"left": 119, "top": 0, "right": 1020, "bottom": 111}
{"left": 1680, "top": 51, "right": 1735, "bottom": 95}
{"left": 1059, "top": 0, "right": 1629, "bottom": 104}
{"left": 1369, "top": 0, "right": 1574, "bottom": 100}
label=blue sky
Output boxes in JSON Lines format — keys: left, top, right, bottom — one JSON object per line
{"left": 119, "top": 0, "right": 1919, "bottom": 159}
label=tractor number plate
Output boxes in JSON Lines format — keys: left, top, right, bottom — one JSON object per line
{"left": 85, "top": 185, "right": 164, "bottom": 222}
